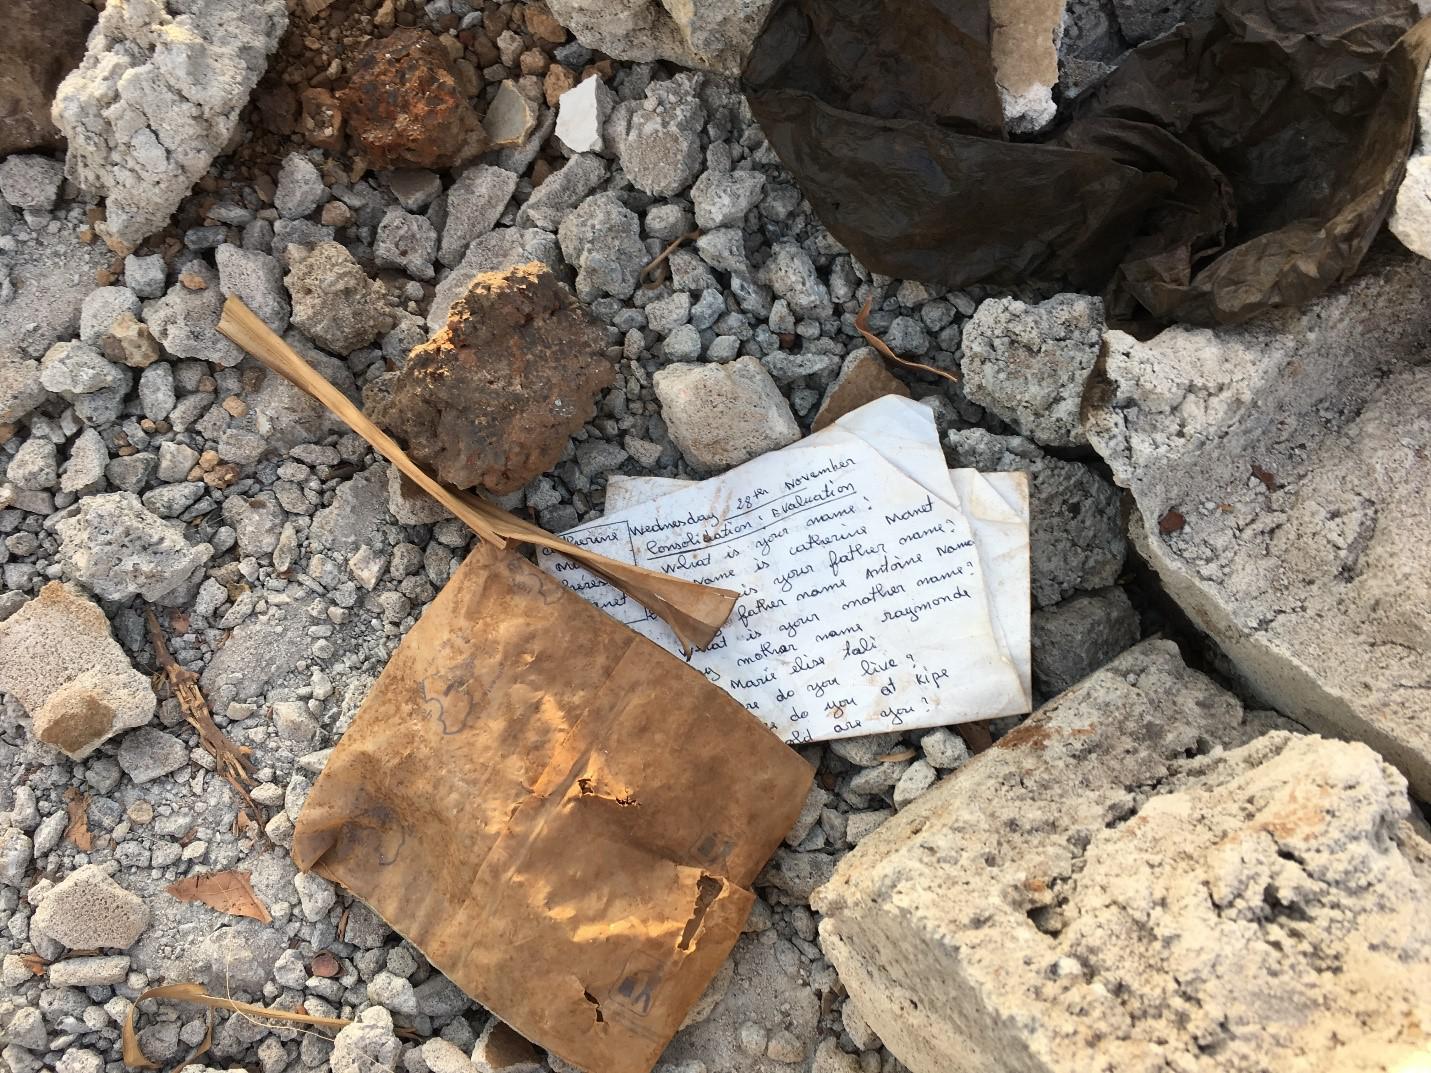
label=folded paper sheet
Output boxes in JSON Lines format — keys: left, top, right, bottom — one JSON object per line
{"left": 541, "top": 397, "right": 1032, "bottom": 743}
{"left": 293, "top": 541, "right": 813, "bottom": 1073}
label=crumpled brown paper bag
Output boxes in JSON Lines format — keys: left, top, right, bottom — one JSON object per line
{"left": 292, "top": 541, "right": 813, "bottom": 1073}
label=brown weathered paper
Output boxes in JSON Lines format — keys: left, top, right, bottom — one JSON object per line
{"left": 292, "top": 541, "right": 813, "bottom": 1073}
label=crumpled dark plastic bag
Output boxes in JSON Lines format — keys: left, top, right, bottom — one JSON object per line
{"left": 743, "top": 0, "right": 1431, "bottom": 324}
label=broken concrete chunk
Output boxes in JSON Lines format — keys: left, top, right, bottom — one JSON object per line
{"left": 1030, "top": 586, "right": 1140, "bottom": 696}
{"left": 470, "top": 1019, "right": 542, "bottom": 1073}
{"left": 52, "top": 0, "right": 288, "bottom": 248}
{"left": 620, "top": 75, "right": 707, "bottom": 197}
{"left": 0, "top": 349, "right": 48, "bottom": 423}
{"left": 0, "top": 216, "right": 112, "bottom": 358}
{"left": 653, "top": 357, "right": 801, "bottom": 472}
{"left": 32, "top": 864, "right": 150, "bottom": 950}
{"left": 216, "top": 244, "right": 291, "bottom": 334}
{"left": 0, "top": 154, "right": 66, "bottom": 213}
{"left": 439, "top": 165, "right": 520, "bottom": 268}
{"left": 367, "top": 262, "right": 612, "bottom": 496}
{"left": 285, "top": 241, "right": 389, "bottom": 355}
{"left": 544, "top": 0, "right": 773, "bottom": 75}
{"left": 484, "top": 80, "right": 539, "bottom": 149}
{"left": 556, "top": 192, "right": 648, "bottom": 301}
{"left": 815, "top": 639, "right": 1431, "bottom": 1073}
{"left": 960, "top": 293, "right": 1104, "bottom": 447}
{"left": 0, "top": 0, "right": 95, "bottom": 157}
{"left": 946, "top": 427, "right": 1124, "bottom": 607}
{"left": 144, "top": 264, "right": 246, "bottom": 368}
{"left": 100, "top": 312, "right": 163, "bottom": 369}
{"left": 56, "top": 491, "right": 213, "bottom": 603}
{"left": 0, "top": 583, "right": 156, "bottom": 759}
{"left": 341, "top": 28, "right": 487, "bottom": 170}
{"left": 556, "top": 74, "right": 614, "bottom": 154}
{"left": 116, "top": 726, "right": 188, "bottom": 784}
{"left": 1085, "top": 250, "right": 1431, "bottom": 798}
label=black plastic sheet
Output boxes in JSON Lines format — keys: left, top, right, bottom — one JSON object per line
{"left": 743, "top": 0, "right": 1431, "bottom": 324}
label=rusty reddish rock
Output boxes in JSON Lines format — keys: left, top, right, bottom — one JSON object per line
{"left": 340, "top": 28, "right": 487, "bottom": 170}
{"left": 365, "top": 262, "right": 614, "bottom": 496}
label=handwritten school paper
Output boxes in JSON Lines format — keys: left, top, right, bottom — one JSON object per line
{"left": 538, "top": 396, "right": 1032, "bottom": 744}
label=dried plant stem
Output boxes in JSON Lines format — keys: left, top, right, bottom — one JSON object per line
{"left": 855, "top": 297, "right": 962, "bottom": 385}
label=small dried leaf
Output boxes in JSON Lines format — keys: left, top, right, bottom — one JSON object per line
{"left": 165, "top": 870, "right": 272, "bottom": 924}
{"left": 1158, "top": 509, "right": 1186, "bottom": 535}
{"left": 310, "top": 952, "right": 340, "bottom": 978}
{"left": 64, "top": 789, "right": 93, "bottom": 852}
{"left": 19, "top": 953, "right": 47, "bottom": 976}
{"left": 336, "top": 906, "right": 349, "bottom": 942}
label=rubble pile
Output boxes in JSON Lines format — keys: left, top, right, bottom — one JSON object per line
{"left": 0, "top": 1, "right": 1428, "bottom": 1073}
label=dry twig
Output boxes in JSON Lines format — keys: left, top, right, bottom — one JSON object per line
{"left": 641, "top": 228, "right": 701, "bottom": 285}
{"left": 855, "top": 296, "right": 962, "bottom": 385}
{"left": 144, "top": 608, "right": 260, "bottom": 820}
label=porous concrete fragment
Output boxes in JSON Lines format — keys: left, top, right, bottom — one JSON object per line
{"left": 144, "top": 263, "right": 246, "bottom": 367}
{"left": 946, "top": 427, "right": 1124, "bottom": 607}
{"left": 439, "top": 165, "right": 520, "bottom": 267}
{"left": 544, "top": 0, "right": 774, "bottom": 75}
{"left": 653, "top": 357, "right": 800, "bottom": 472}
{"left": 375, "top": 208, "right": 439, "bottom": 281}
{"left": 0, "top": 0, "right": 95, "bottom": 157}
{"left": 274, "top": 153, "right": 326, "bottom": 219}
{"left": 61, "top": 427, "right": 109, "bottom": 492}
{"left": 0, "top": 349, "right": 48, "bottom": 423}
{"left": 0, "top": 155, "right": 66, "bottom": 213}
{"left": 116, "top": 727, "right": 188, "bottom": 784}
{"left": 1030, "top": 586, "right": 1140, "bottom": 696}
{"left": 47, "top": 955, "right": 131, "bottom": 987}
{"left": 760, "top": 243, "right": 831, "bottom": 320}
{"left": 79, "top": 286, "right": 142, "bottom": 346}
{"left": 960, "top": 293, "right": 1104, "bottom": 447}
{"left": 620, "top": 74, "right": 706, "bottom": 197}
{"left": 556, "top": 193, "right": 648, "bottom": 301}
{"left": 815, "top": 640, "right": 1431, "bottom": 1073}
{"left": 556, "top": 74, "right": 614, "bottom": 154}
{"left": 0, "top": 583, "right": 156, "bottom": 758}
{"left": 100, "top": 312, "right": 163, "bottom": 369}
{"left": 340, "top": 28, "right": 487, "bottom": 170}
{"left": 52, "top": 0, "right": 289, "bottom": 248}
{"left": 1085, "top": 252, "right": 1431, "bottom": 797}
{"left": 518, "top": 152, "right": 608, "bottom": 231}
{"left": 367, "top": 262, "right": 612, "bottom": 495}
{"left": 0, "top": 218, "right": 111, "bottom": 358}
{"left": 285, "top": 241, "right": 388, "bottom": 354}
{"left": 5, "top": 436, "right": 57, "bottom": 491}
{"left": 691, "top": 168, "right": 766, "bottom": 230}
{"left": 56, "top": 491, "right": 212, "bottom": 602}
{"left": 0, "top": 828, "right": 34, "bottom": 888}
{"left": 216, "top": 244, "right": 290, "bottom": 334}
{"left": 33, "top": 864, "right": 150, "bottom": 950}
{"left": 38, "top": 341, "right": 131, "bottom": 425}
